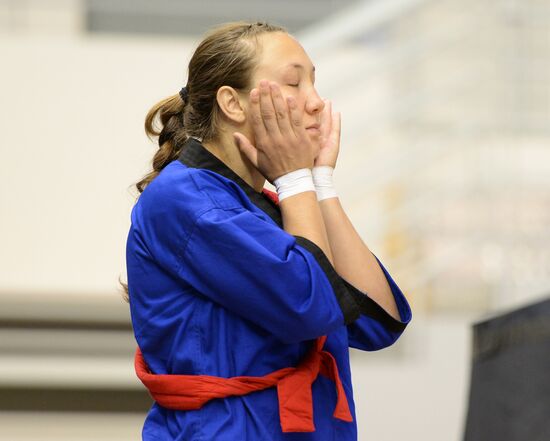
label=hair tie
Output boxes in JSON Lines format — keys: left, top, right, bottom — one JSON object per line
{"left": 179, "top": 86, "right": 189, "bottom": 102}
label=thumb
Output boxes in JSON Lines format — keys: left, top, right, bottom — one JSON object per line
{"left": 233, "top": 132, "right": 258, "bottom": 168}
{"left": 330, "top": 111, "right": 341, "bottom": 146}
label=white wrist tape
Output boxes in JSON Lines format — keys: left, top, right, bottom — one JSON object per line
{"left": 273, "top": 168, "right": 315, "bottom": 202}
{"left": 312, "top": 166, "right": 338, "bottom": 201}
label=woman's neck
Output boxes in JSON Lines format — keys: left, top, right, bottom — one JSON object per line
{"left": 202, "top": 133, "right": 266, "bottom": 194}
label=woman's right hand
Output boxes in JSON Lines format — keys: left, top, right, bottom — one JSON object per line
{"left": 233, "top": 79, "right": 316, "bottom": 184}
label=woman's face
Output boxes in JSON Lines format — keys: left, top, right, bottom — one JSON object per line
{"left": 247, "top": 32, "right": 325, "bottom": 149}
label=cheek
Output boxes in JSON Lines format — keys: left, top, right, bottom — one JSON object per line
{"left": 281, "top": 89, "right": 306, "bottom": 109}
{"left": 242, "top": 107, "right": 257, "bottom": 143}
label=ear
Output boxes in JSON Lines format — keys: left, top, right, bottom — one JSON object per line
{"left": 216, "top": 86, "right": 246, "bottom": 124}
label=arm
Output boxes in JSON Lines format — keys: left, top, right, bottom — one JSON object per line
{"left": 318, "top": 196, "right": 400, "bottom": 320}
{"left": 312, "top": 100, "right": 411, "bottom": 350}
{"left": 279, "top": 190, "right": 334, "bottom": 265}
{"left": 134, "top": 176, "right": 359, "bottom": 345}
{"left": 314, "top": 100, "right": 401, "bottom": 320}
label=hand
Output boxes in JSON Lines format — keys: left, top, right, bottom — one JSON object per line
{"left": 314, "top": 99, "right": 341, "bottom": 169}
{"left": 232, "top": 80, "right": 316, "bottom": 184}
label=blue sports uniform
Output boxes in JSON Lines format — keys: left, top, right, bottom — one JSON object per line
{"left": 126, "top": 137, "right": 412, "bottom": 440}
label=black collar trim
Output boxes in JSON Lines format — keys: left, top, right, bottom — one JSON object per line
{"left": 177, "top": 137, "right": 283, "bottom": 227}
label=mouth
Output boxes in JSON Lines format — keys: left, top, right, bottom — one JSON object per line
{"left": 306, "top": 123, "right": 321, "bottom": 135}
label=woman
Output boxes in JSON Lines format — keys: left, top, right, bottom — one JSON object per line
{"left": 125, "top": 21, "right": 412, "bottom": 440}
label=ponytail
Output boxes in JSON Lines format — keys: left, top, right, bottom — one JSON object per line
{"left": 136, "top": 93, "right": 188, "bottom": 193}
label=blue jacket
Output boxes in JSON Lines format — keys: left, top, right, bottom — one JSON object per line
{"left": 126, "top": 137, "right": 412, "bottom": 440}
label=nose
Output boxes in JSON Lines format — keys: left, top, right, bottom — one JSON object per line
{"left": 305, "top": 86, "right": 325, "bottom": 115}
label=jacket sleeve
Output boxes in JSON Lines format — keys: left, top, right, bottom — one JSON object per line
{"left": 344, "top": 254, "right": 412, "bottom": 351}
{"left": 173, "top": 206, "right": 362, "bottom": 344}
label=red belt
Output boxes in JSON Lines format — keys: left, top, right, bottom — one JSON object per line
{"left": 134, "top": 335, "right": 353, "bottom": 433}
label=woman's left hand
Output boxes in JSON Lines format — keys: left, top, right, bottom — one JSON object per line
{"left": 314, "top": 99, "right": 341, "bottom": 168}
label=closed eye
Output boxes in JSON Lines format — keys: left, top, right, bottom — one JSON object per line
{"left": 287, "top": 83, "right": 299, "bottom": 87}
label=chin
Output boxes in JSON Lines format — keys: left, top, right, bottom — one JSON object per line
{"left": 311, "top": 134, "right": 321, "bottom": 146}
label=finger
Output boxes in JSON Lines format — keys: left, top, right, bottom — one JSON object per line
{"left": 248, "top": 87, "right": 268, "bottom": 145}
{"left": 258, "top": 79, "right": 280, "bottom": 135}
{"left": 320, "top": 99, "right": 332, "bottom": 141}
{"left": 269, "top": 82, "right": 293, "bottom": 136}
{"left": 330, "top": 111, "right": 341, "bottom": 146}
{"left": 233, "top": 132, "right": 258, "bottom": 168}
{"left": 286, "top": 96, "right": 304, "bottom": 134}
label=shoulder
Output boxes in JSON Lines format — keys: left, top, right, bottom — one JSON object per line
{"left": 133, "top": 160, "right": 247, "bottom": 229}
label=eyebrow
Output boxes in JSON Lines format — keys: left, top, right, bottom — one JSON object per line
{"left": 286, "top": 63, "right": 315, "bottom": 73}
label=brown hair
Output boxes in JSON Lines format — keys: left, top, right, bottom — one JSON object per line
{"left": 120, "top": 21, "right": 287, "bottom": 303}
{"left": 136, "top": 21, "right": 286, "bottom": 194}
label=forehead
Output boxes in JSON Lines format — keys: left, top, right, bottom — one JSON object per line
{"left": 254, "top": 32, "right": 314, "bottom": 75}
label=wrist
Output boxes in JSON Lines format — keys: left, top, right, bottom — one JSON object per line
{"left": 312, "top": 166, "right": 338, "bottom": 201}
{"left": 273, "top": 168, "right": 316, "bottom": 202}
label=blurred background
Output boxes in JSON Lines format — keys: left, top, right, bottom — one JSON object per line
{"left": 0, "top": 0, "right": 549, "bottom": 439}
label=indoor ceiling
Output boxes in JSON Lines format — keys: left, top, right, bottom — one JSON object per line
{"left": 85, "top": 0, "right": 362, "bottom": 36}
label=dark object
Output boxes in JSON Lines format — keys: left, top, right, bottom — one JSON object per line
{"left": 463, "top": 296, "right": 550, "bottom": 441}
{"left": 0, "top": 386, "right": 151, "bottom": 413}
{"left": 179, "top": 86, "right": 188, "bottom": 102}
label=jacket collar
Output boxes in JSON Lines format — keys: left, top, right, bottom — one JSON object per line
{"left": 177, "top": 137, "right": 283, "bottom": 227}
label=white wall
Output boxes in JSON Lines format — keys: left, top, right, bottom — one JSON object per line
{"left": 0, "top": 34, "right": 197, "bottom": 297}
